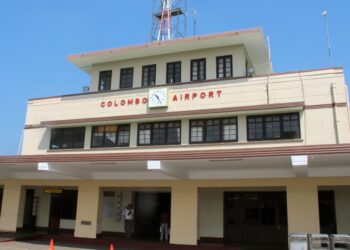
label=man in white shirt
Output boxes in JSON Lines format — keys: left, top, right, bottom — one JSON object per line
{"left": 123, "top": 204, "right": 134, "bottom": 239}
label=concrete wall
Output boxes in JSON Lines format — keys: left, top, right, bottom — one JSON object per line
{"left": 198, "top": 188, "right": 223, "bottom": 238}
{"left": 335, "top": 187, "right": 350, "bottom": 233}
{"left": 89, "top": 45, "right": 247, "bottom": 92}
{"left": 21, "top": 68, "right": 350, "bottom": 155}
{"left": 25, "top": 69, "right": 347, "bottom": 126}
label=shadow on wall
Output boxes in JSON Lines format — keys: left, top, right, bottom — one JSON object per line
{"left": 38, "top": 128, "right": 51, "bottom": 151}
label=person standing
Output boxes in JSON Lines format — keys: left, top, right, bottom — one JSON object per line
{"left": 123, "top": 204, "right": 134, "bottom": 239}
{"left": 160, "top": 211, "right": 170, "bottom": 242}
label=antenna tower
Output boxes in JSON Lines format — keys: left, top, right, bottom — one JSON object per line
{"left": 150, "top": 0, "right": 187, "bottom": 42}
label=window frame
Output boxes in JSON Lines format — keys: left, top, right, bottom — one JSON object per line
{"left": 137, "top": 121, "right": 181, "bottom": 146}
{"left": 190, "top": 58, "right": 206, "bottom": 81}
{"left": 189, "top": 117, "right": 238, "bottom": 144}
{"left": 119, "top": 67, "right": 134, "bottom": 89}
{"left": 91, "top": 124, "right": 130, "bottom": 148}
{"left": 142, "top": 64, "right": 156, "bottom": 87}
{"left": 166, "top": 61, "right": 181, "bottom": 84}
{"left": 49, "top": 127, "right": 86, "bottom": 150}
{"left": 216, "top": 55, "right": 233, "bottom": 79}
{"left": 98, "top": 70, "right": 112, "bottom": 91}
{"left": 247, "top": 113, "right": 301, "bottom": 141}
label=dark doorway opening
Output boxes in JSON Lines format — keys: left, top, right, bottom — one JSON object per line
{"left": 318, "top": 190, "right": 337, "bottom": 234}
{"left": 134, "top": 192, "right": 171, "bottom": 240}
{"left": 224, "top": 192, "right": 288, "bottom": 249}
{"left": 23, "top": 189, "right": 38, "bottom": 232}
{"left": 0, "top": 187, "right": 3, "bottom": 215}
{"left": 49, "top": 190, "right": 77, "bottom": 234}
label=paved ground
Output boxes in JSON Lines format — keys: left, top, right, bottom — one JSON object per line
{"left": 0, "top": 241, "right": 105, "bottom": 250}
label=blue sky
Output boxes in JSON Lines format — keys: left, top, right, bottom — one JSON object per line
{"left": 0, "top": 0, "right": 349, "bottom": 155}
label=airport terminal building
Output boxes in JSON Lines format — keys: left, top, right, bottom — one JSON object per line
{"left": 0, "top": 28, "right": 350, "bottom": 248}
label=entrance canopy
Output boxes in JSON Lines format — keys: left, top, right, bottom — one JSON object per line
{"left": 0, "top": 144, "right": 350, "bottom": 180}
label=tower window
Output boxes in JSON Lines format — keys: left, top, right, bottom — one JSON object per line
{"left": 120, "top": 68, "right": 134, "bottom": 89}
{"left": 98, "top": 70, "right": 112, "bottom": 91}
{"left": 166, "top": 61, "right": 181, "bottom": 83}
{"left": 216, "top": 55, "right": 233, "bottom": 78}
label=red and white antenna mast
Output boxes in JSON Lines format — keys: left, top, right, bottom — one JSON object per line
{"left": 151, "top": 0, "right": 187, "bottom": 42}
{"left": 158, "top": 0, "right": 173, "bottom": 41}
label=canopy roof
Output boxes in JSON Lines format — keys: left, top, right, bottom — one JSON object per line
{"left": 68, "top": 27, "right": 270, "bottom": 74}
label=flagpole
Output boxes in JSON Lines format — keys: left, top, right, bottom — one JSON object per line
{"left": 322, "top": 10, "right": 332, "bottom": 65}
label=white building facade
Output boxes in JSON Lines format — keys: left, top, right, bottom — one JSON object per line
{"left": 0, "top": 28, "right": 350, "bottom": 248}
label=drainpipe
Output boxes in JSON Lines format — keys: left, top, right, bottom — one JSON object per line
{"left": 344, "top": 85, "right": 350, "bottom": 132}
{"left": 17, "top": 129, "right": 24, "bottom": 155}
{"left": 298, "top": 72, "right": 307, "bottom": 145}
{"left": 331, "top": 83, "right": 340, "bottom": 144}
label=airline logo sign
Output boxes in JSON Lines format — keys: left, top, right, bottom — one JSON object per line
{"left": 100, "top": 89, "right": 222, "bottom": 108}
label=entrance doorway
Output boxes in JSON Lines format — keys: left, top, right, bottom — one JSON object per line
{"left": 48, "top": 190, "right": 78, "bottom": 234}
{"left": 134, "top": 192, "right": 171, "bottom": 240}
{"left": 23, "top": 189, "right": 38, "bottom": 232}
{"left": 318, "top": 190, "right": 337, "bottom": 234}
{"left": 224, "top": 192, "right": 287, "bottom": 248}
{"left": 0, "top": 187, "right": 3, "bottom": 215}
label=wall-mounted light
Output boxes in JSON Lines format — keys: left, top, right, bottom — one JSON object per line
{"left": 147, "top": 160, "right": 162, "bottom": 170}
{"left": 291, "top": 155, "right": 308, "bottom": 166}
{"left": 38, "top": 162, "right": 50, "bottom": 171}
{"left": 247, "top": 66, "right": 254, "bottom": 77}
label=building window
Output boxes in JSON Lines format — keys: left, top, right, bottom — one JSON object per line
{"left": 98, "top": 70, "right": 112, "bottom": 91}
{"left": 166, "top": 61, "right": 181, "bottom": 83}
{"left": 50, "top": 127, "right": 85, "bottom": 149}
{"left": 138, "top": 121, "right": 181, "bottom": 145}
{"left": 191, "top": 58, "right": 206, "bottom": 81}
{"left": 247, "top": 113, "right": 300, "bottom": 141}
{"left": 142, "top": 65, "right": 156, "bottom": 86}
{"left": 120, "top": 68, "right": 133, "bottom": 89}
{"left": 190, "top": 117, "right": 237, "bottom": 144}
{"left": 91, "top": 124, "right": 130, "bottom": 148}
{"left": 217, "top": 55, "right": 233, "bottom": 78}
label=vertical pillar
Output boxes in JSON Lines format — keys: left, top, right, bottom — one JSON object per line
{"left": 84, "top": 126, "right": 92, "bottom": 149}
{"left": 74, "top": 183, "right": 100, "bottom": 238}
{"left": 129, "top": 123, "right": 138, "bottom": 147}
{"left": 287, "top": 183, "right": 320, "bottom": 233}
{"left": 238, "top": 115, "right": 247, "bottom": 142}
{"left": 0, "top": 182, "right": 22, "bottom": 231}
{"left": 181, "top": 119, "right": 189, "bottom": 145}
{"left": 170, "top": 182, "right": 198, "bottom": 245}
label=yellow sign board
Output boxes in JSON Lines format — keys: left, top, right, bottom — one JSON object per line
{"left": 44, "top": 188, "right": 63, "bottom": 194}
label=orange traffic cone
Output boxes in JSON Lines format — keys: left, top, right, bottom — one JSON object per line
{"left": 49, "top": 239, "right": 54, "bottom": 250}
{"left": 109, "top": 243, "right": 114, "bottom": 250}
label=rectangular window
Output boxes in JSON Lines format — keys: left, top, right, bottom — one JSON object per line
{"left": 166, "top": 61, "right": 181, "bottom": 83}
{"left": 138, "top": 121, "right": 181, "bottom": 145}
{"left": 50, "top": 127, "right": 85, "bottom": 149}
{"left": 247, "top": 113, "right": 301, "bottom": 141}
{"left": 216, "top": 55, "right": 233, "bottom": 78}
{"left": 142, "top": 64, "right": 156, "bottom": 86}
{"left": 98, "top": 70, "right": 112, "bottom": 91}
{"left": 191, "top": 58, "right": 206, "bottom": 81}
{"left": 120, "top": 68, "right": 133, "bottom": 89}
{"left": 91, "top": 124, "right": 130, "bottom": 148}
{"left": 190, "top": 117, "right": 237, "bottom": 144}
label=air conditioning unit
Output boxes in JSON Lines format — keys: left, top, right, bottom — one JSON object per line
{"left": 82, "top": 86, "right": 90, "bottom": 93}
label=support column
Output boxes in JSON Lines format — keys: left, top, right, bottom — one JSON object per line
{"left": 287, "top": 183, "right": 320, "bottom": 233}
{"left": 170, "top": 182, "right": 198, "bottom": 245}
{"left": 0, "top": 182, "right": 22, "bottom": 231}
{"left": 74, "top": 183, "right": 100, "bottom": 238}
